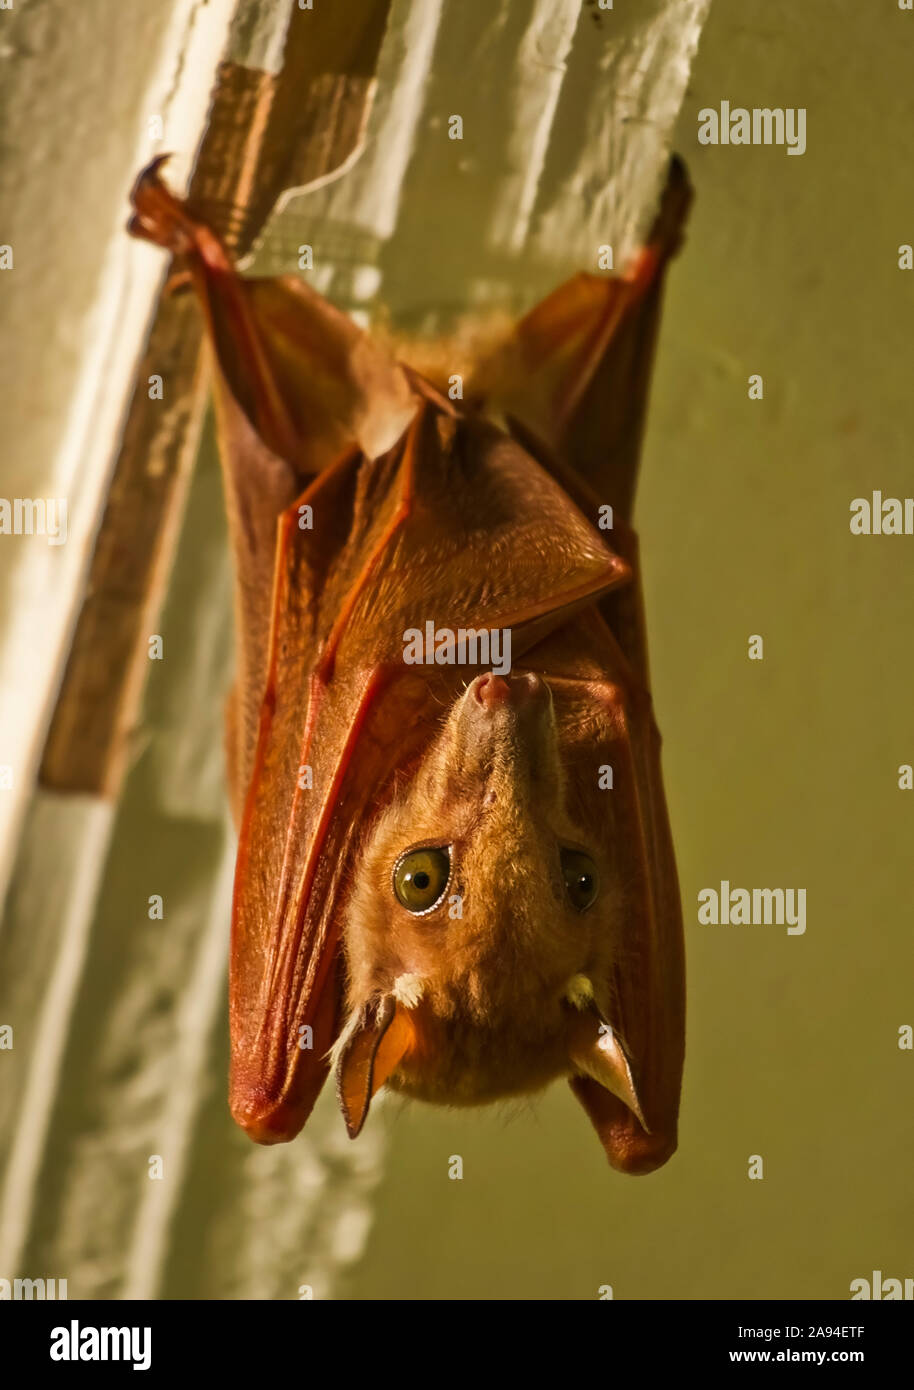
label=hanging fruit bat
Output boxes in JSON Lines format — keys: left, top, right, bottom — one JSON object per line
{"left": 128, "top": 155, "right": 690, "bottom": 1175}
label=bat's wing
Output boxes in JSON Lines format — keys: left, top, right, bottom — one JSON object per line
{"left": 468, "top": 155, "right": 692, "bottom": 526}
{"left": 230, "top": 401, "right": 632, "bottom": 1141}
{"left": 129, "top": 160, "right": 418, "bottom": 796}
{"left": 520, "top": 611, "right": 685, "bottom": 1174}
{"left": 468, "top": 157, "right": 693, "bottom": 688}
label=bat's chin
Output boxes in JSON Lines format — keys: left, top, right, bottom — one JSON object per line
{"left": 386, "top": 1037, "right": 571, "bottom": 1108}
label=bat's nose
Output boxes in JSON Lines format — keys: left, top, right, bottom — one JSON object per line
{"left": 473, "top": 672, "right": 549, "bottom": 710}
{"left": 474, "top": 674, "right": 511, "bottom": 707}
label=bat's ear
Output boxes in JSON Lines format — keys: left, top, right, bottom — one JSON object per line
{"left": 334, "top": 994, "right": 416, "bottom": 1138}
{"left": 567, "top": 1003, "right": 675, "bottom": 1176}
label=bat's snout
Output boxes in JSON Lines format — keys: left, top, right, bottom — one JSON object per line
{"left": 471, "top": 671, "right": 550, "bottom": 711}
{"left": 458, "top": 670, "right": 560, "bottom": 793}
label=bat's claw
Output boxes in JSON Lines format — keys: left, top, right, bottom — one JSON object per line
{"left": 652, "top": 153, "right": 693, "bottom": 258}
{"left": 128, "top": 154, "right": 192, "bottom": 253}
{"left": 127, "top": 154, "right": 231, "bottom": 273}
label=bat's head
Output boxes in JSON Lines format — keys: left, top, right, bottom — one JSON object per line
{"left": 334, "top": 670, "right": 652, "bottom": 1161}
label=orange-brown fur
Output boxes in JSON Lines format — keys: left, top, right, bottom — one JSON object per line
{"left": 341, "top": 675, "right": 621, "bottom": 1105}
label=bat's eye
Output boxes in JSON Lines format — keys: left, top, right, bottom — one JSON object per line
{"left": 561, "top": 849, "right": 599, "bottom": 911}
{"left": 393, "top": 847, "right": 451, "bottom": 913}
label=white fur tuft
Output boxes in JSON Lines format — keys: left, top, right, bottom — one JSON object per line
{"left": 392, "top": 973, "right": 425, "bottom": 1008}
{"left": 565, "top": 974, "right": 594, "bottom": 1009}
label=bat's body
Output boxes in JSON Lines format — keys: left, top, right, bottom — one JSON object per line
{"left": 130, "top": 159, "right": 689, "bottom": 1174}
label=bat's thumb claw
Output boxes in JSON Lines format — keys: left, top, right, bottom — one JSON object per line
{"left": 128, "top": 155, "right": 188, "bottom": 251}
{"left": 127, "top": 155, "right": 231, "bottom": 273}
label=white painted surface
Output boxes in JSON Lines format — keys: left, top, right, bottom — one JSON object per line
{"left": 0, "top": 0, "right": 238, "bottom": 911}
